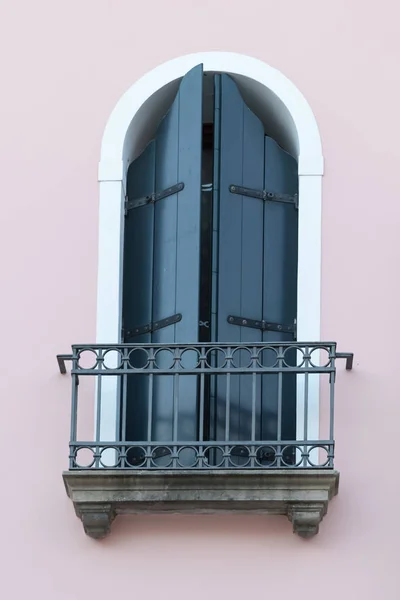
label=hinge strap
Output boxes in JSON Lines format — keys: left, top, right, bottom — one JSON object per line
{"left": 229, "top": 184, "right": 298, "bottom": 208}
{"left": 227, "top": 315, "right": 296, "bottom": 335}
{"left": 125, "top": 182, "right": 184, "bottom": 213}
{"left": 125, "top": 313, "right": 182, "bottom": 339}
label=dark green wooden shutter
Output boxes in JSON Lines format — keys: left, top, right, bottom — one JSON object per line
{"left": 123, "top": 65, "right": 203, "bottom": 449}
{"left": 214, "top": 74, "right": 298, "bottom": 444}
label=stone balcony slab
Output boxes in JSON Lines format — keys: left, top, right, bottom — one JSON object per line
{"left": 63, "top": 469, "right": 339, "bottom": 539}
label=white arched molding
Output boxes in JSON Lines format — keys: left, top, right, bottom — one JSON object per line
{"left": 97, "top": 52, "right": 323, "bottom": 444}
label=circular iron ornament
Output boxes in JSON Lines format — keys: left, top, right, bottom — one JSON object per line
{"left": 102, "top": 349, "right": 123, "bottom": 370}
{"left": 76, "top": 348, "right": 99, "bottom": 370}
{"left": 205, "top": 347, "right": 227, "bottom": 369}
{"left": 179, "top": 347, "right": 201, "bottom": 370}
{"left": 281, "top": 445, "right": 304, "bottom": 467}
{"left": 177, "top": 446, "right": 199, "bottom": 468}
{"left": 282, "top": 346, "right": 305, "bottom": 368}
{"left": 309, "top": 346, "right": 332, "bottom": 369}
{"left": 128, "top": 347, "right": 150, "bottom": 370}
{"left": 151, "top": 446, "right": 173, "bottom": 468}
{"left": 125, "top": 446, "right": 147, "bottom": 468}
{"left": 204, "top": 445, "right": 225, "bottom": 468}
{"left": 255, "top": 445, "right": 277, "bottom": 467}
{"left": 231, "top": 347, "right": 253, "bottom": 369}
{"left": 307, "top": 445, "right": 330, "bottom": 468}
{"left": 256, "top": 346, "right": 279, "bottom": 368}
{"left": 99, "top": 446, "right": 122, "bottom": 468}
{"left": 74, "top": 447, "right": 95, "bottom": 468}
{"left": 154, "top": 348, "right": 175, "bottom": 370}
{"left": 229, "top": 445, "right": 251, "bottom": 467}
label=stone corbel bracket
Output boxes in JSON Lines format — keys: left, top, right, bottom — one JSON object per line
{"left": 63, "top": 469, "right": 339, "bottom": 539}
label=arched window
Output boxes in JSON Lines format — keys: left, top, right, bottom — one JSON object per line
{"left": 95, "top": 52, "right": 324, "bottom": 455}
{"left": 122, "top": 65, "right": 298, "bottom": 463}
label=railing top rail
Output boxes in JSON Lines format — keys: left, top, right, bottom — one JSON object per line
{"left": 69, "top": 341, "right": 338, "bottom": 350}
{"left": 56, "top": 342, "right": 353, "bottom": 375}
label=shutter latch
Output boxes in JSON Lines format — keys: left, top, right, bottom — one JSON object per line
{"left": 229, "top": 184, "right": 298, "bottom": 209}
{"left": 227, "top": 315, "right": 296, "bottom": 335}
{"left": 124, "top": 313, "right": 182, "bottom": 339}
{"left": 125, "top": 182, "right": 185, "bottom": 214}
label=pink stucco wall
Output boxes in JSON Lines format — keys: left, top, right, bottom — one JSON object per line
{"left": 0, "top": 1, "right": 399, "bottom": 598}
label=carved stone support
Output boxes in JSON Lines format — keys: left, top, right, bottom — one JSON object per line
{"left": 287, "top": 503, "right": 327, "bottom": 538}
{"left": 74, "top": 503, "right": 116, "bottom": 539}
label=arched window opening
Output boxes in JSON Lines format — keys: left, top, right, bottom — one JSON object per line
{"left": 122, "top": 65, "right": 298, "bottom": 465}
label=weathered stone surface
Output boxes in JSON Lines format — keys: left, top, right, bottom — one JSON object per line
{"left": 63, "top": 469, "right": 339, "bottom": 539}
{"left": 287, "top": 502, "right": 327, "bottom": 538}
{"left": 73, "top": 502, "right": 116, "bottom": 539}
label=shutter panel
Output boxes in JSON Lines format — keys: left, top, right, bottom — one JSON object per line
{"left": 123, "top": 65, "right": 203, "bottom": 450}
{"left": 215, "top": 74, "right": 265, "bottom": 441}
{"left": 214, "top": 76, "right": 298, "bottom": 447}
{"left": 152, "top": 63, "right": 203, "bottom": 443}
{"left": 262, "top": 137, "right": 298, "bottom": 443}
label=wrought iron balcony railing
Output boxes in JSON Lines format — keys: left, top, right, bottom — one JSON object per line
{"left": 58, "top": 342, "right": 353, "bottom": 472}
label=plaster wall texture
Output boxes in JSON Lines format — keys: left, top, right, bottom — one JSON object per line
{"left": 0, "top": 1, "right": 398, "bottom": 599}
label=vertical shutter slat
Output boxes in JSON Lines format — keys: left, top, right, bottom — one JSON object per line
{"left": 152, "top": 64, "right": 203, "bottom": 443}
{"left": 124, "top": 142, "right": 155, "bottom": 444}
{"left": 215, "top": 74, "right": 265, "bottom": 442}
{"left": 262, "top": 136, "right": 298, "bottom": 442}
{"left": 152, "top": 85, "right": 180, "bottom": 444}
{"left": 175, "top": 64, "right": 203, "bottom": 440}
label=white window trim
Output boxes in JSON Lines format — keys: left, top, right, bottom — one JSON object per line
{"left": 96, "top": 52, "right": 324, "bottom": 446}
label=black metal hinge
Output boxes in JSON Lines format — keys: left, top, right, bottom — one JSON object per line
{"left": 227, "top": 315, "right": 296, "bottom": 335}
{"left": 229, "top": 184, "right": 298, "bottom": 209}
{"left": 124, "top": 313, "right": 182, "bottom": 340}
{"left": 125, "top": 182, "right": 184, "bottom": 213}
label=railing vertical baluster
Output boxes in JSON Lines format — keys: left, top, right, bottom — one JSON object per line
{"left": 199, "top": 347, "right": 207, "bottom": 467}
{"left": 224, "top": 377, "right": 231, "bottom": 437}
{"left": 69, "top": 348, "right": 79, "bottom": 469}
{"left": 199, "top": 374, "right": 205, "bottom": 442}
{"left": 277, "top": 346, "right": 283, "bottom": 468}
{"left": 173, "top": 372, "right": 179, "bottom": 469}
{"left": 225, "top": 348, "right": 231, "bottom": 467}
{"left": 121, "top": 364, "right": 128, "bottom": 468}
{"left": 95, "top": 350, "right": 102, "bottom": 468}
{"left": 329, "top": 351, "right": 336, "bottom": 468}
{"left": 251, "top": 369, "right": 257, "bottom": 469}
{"left": 146, "top": 372, "right": 154, "bottom": 469}
{"left": 303, "top": 355, "right": 309, "bottom": 467}
{"left": 115, "top": 350, "right": 122, "bottom": 452}
{"left": 251, "top": 371, "right": 257, "bottom": 442}
{"left": 199, "top": 368, "right": 205, "bottom": 468}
